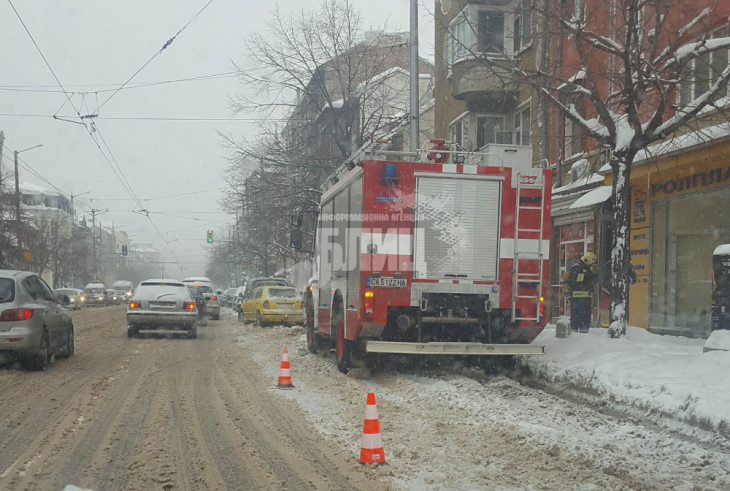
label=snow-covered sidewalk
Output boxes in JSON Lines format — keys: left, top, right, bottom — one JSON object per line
{"left": 225, "top": 317, "right": 730, "bottom": 490}
{"left": 524, "top": 326, "right": 730, "bottom": 436}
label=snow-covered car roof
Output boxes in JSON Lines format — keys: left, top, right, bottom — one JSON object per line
{"left": 84, "top": 283, "right": 106, "bottom": 289}
{"left": 140, "top": 279, "right": 185, "bottom": 286}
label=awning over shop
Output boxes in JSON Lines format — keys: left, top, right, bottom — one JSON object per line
{"left": 569, "top": 186, "right": 612, "bottom": 210}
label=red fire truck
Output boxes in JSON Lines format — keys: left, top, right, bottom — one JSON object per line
{"left": 295, "top": 142, "right": 550, "bottom": 373}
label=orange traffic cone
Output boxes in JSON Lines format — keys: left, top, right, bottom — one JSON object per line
{"left": 359, "top": 392, "right": 385, "bottom": 465}
{"left": 276, "top": 346, "right": 294, "bottom": 389}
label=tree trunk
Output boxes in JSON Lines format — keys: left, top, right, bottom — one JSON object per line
{"left": 607, "top": 150, "right": 634, "bottom": 338}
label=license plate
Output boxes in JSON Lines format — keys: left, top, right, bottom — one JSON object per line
{"left": 149, "top": 301, "right": 175, "bottom": 308}
{"left": 368, "top": 277, "right": 407, "bottom": 288}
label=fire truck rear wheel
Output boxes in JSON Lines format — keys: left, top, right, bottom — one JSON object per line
{"left": 334, "top": 311, "right": 349, "bottom": 373}
{"left": 306, "top": 324, "right": 318, "bottom": 354}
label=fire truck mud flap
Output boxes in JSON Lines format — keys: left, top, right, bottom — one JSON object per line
{"left": 365, "top": 341, "right": 545, "bottom": 356}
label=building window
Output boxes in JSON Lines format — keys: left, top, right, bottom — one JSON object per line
{"left": 513, "top": 105, "right": 531, "bottom": 146}
{"left": 450, "top": 117, "right": 469, "bottom": 149}
{"left": 564, "top": 93, "right": 584, "bottom": 157}
{"left": 478, "top": 11, "right": 504, "bottom": 53}
{"left": 477, "top": 115, "right": 506, "bottom": 148}
{"left": 679, "top": 25, "right": 729, "bottom": 107}
{"left": 449, "top": 16, "right": 468, "bottom": 64}
{"left": 513, "top": 0, "right": 532, "bottom": 52}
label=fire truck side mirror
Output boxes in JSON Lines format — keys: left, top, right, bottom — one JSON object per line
{"left": 291, "top": 229, "right": 303, "bottom": 250}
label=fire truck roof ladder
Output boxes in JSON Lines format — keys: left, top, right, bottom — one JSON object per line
{"left": 512, "top": 172, "right": 546, "bottom": 323}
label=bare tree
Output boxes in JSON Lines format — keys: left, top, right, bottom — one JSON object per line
{"left": 441, "top": 0, "right": 730, "bottom": 336}
{"left": 217, "top": 0, "right": 433, "bottom": 280}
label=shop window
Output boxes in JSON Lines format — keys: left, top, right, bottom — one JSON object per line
{"left": 650, "top": 187, "right": 730, "bottom": 332}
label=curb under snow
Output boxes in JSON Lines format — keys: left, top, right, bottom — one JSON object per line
{"left": 521, "top": 326, "right": 730, "bottom": 438}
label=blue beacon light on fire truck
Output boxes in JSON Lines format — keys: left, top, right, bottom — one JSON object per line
{"left": 381, "top": 163, "right": 399, "bottom": 185}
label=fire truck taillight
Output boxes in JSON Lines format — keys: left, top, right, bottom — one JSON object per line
{"left": 364, "top": 291, "right": 374, "bottom": 316}
{"left": 538, "top": 296, "right": 544, "bottom": 314}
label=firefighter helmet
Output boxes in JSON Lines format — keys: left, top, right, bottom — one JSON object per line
{"left": 581, "top": 252, "right": 598, "bottom": 266}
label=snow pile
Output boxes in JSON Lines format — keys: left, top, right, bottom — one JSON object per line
{"left": 524, "top": 326, "right": 730, "bottom": 435}
{"left": 705, "top": 329, "right": 730, "bottom": 352}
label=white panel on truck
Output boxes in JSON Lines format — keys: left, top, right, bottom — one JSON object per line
{"left": 413, "top": 175, "right": 501, "bottom": 280}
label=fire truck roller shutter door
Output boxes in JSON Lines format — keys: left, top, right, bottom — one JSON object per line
{"left": 413, "top": 175, "right": 501, "bottom": 280}
{"left": 347, "top": 177, "right": 363, "bottom": 310}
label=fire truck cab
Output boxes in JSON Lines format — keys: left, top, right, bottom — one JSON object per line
{"left": 299, "top": 142, "right": 549, "bottom": 373}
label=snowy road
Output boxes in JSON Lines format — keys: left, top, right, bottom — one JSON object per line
{"left": 0, "top": 307, "right": 385, "bottom": 491}
{"left": 0, "top": 307, "right": 728, "bottom": 490}
{"left": 235, "top": 319, "right": 730, "bottom": 491}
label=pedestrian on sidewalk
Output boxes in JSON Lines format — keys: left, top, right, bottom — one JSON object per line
{"left": 569, "top": 252, "right": 598, "bottom": 333}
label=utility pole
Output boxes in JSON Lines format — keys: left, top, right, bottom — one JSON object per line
{"left": 13, "top": 144, "right": 43, "bottom": 257}
{"left": 0, "top": 131, "right": 4, "bottom": 183}
{"left": 92, "top": 210, "right": 97, "bottom": 279}
{"left": 409, "top": 0, "right": 420, "bottom": 154}
{"left": 14, "top": 151, "right": 21, "bottom": 230}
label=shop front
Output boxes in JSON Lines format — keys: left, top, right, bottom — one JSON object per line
{"left": 624, "top": 139, "right": 730, "bottom": 337}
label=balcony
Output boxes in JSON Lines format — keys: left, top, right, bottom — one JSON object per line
{"left": 450, "top": 57, "right": 517, "bottom": 108}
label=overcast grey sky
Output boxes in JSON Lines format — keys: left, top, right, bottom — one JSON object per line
{"left": 0, "top": 0, "right": 434, "bottom": 279}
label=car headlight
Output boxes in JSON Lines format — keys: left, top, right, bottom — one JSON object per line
{"left": 70, "top": 298, "right": 75, "bottom": 302}
{"left": 81, "top": 297, "right": 85, "bottom": 301}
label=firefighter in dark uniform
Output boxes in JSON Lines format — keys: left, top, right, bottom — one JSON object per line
{"left": 569, "top": 252, "right": 598, "bottom": 333}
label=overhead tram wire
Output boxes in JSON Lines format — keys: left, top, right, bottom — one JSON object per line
{"left": 8, "top": 0, "right": 182, "bottom": 272}
{"left": 0, "top": 114, "right": 300, "bottom": 122}
{"left": 94, "top": 0, "right": 215, "bottom": 113}
{"left": 0, "top": 71, "right": 237, "bottom": 93}
{"left": 6, "top": 0, "right": 146, "bottom": 213}
{"left": 6, "top": 0, "right": 83, "bottom": 122}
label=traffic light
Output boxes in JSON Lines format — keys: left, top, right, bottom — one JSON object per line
{"left": 206, "top": 230, "right": 214, "bottom": 243}
{"left": 121, "top": 244, "right": 128, "bottom": 256}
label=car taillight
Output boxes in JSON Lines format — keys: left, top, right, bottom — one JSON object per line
{"left": 184, "top": 302, "right": 195, "bottom": 310}
{"left": 210, "top": 296, "right": 217, "bottom": 301}
{"left": 263, "top": 301, "right": 270, "bottom": 310}
{"left": 129, "top": 301, "right": 141, "bottom": 309}
{"left": 0, "top": 309, "right": 34, "bottom": 322}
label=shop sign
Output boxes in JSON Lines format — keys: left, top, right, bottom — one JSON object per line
{"left": 650, "top": 163, "right": 730, "bottom": 200}
{"left": 631, "top": 189, "right": 648, "bottom": 225}
{"left": 629, "top": 230, "right": 649, "bottom": 275}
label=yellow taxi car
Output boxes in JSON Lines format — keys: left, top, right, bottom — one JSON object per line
{"left": 241, "top": 286, "right": 304, "bottom": 326}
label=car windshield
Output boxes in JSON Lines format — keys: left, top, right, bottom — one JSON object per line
{"left": 0, "top": 278, "right": 15, "bottom": 303}
{"left": 268, "top": 288, "right": 299, "bottom": 299}
{"left": 84, "top": 288, "right": 103, "bottom": 294}
{"left": 56, "top": 289, "right": 73, "bottom": 296}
